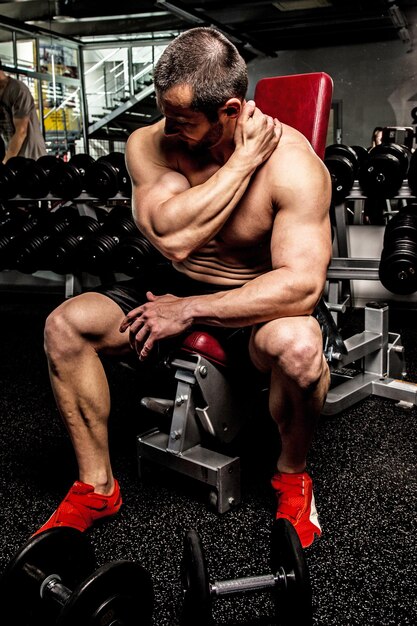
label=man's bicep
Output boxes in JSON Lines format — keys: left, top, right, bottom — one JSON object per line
{"left": 270, "top": 174, "right": 332, "bottom": 280}
{"left": 132, "top": 165, "right": 191, "bottom": 235}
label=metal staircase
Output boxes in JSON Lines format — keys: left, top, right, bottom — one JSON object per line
{"left": 84, "top": 51, "right": 163, "bottom": 142}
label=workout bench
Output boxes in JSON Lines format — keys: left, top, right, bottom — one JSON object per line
{"left": 137, "top": 72, "right": 334, "bottom": 513}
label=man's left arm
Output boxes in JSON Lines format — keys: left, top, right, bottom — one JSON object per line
{"left": 121, "top": 145, "right": 332, "bottom": 359}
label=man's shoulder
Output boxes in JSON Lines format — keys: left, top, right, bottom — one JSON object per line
{"left": 272, "top": 124, "right": 324, "bottom": 169}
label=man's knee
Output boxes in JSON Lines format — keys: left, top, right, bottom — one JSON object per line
{"left": 251, "top": 317, "right": 325, "bottom": 390}
{"left": 44, "top": 302, "right": 82, "bottom": 361}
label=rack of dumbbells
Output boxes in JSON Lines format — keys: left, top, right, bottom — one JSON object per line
{"left": 325, "top": 126, "right": 417, "bottom": 310}
{"left": 322, "top": 126, "right": 417, "bottom": 415}
{"left": 0, "top": 152, "right": 163, "bottom": 298}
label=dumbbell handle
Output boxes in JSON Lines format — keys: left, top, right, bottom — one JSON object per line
{"left": 211, "top": 572, "right": 281, "bottom": 597}
{"left": 40, "top": 573, "right": 71, "bottom": 605}
{"left": 24, "top": 562, "right": 71, "bottom": 606}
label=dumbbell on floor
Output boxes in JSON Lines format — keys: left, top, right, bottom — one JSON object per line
{"left": 0, "top": 527, "right": 153, "bottom": 626}
{"left": 181, "top": 518, "right": 312, "bottom": 626}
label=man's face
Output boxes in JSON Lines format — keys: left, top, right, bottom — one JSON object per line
{"left": 159, "top": 84, "right": 225, "bottom": 150}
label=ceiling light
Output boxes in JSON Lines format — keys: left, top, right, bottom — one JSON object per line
{"left": 273, "top": 0, "right": 332, "bottom": 10}
{"left": 53, "top": 11, "right": 169, "bottom": 23}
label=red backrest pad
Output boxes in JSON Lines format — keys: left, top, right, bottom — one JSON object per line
{"left": 254, "top": 72, "right": 333, "bottom": 160}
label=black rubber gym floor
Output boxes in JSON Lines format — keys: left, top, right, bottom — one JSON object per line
{"left": 0, "top": 291, "right": 415, "bottom": 625}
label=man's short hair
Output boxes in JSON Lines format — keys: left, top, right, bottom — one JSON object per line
{"left": 154, "top": 27, "right": 248, "bottom": 121}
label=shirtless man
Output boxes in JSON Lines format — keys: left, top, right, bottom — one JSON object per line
{"left": 35, "top": 27, "right": 331, "bottom": 548}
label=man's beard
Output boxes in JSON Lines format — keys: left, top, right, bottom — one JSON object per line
{"left": 188, "top": 121, "right": 223, "bottom": 153}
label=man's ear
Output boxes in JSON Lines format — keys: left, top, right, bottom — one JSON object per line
{"left": 220, "top": 98, "right": 242, "bottom": 119}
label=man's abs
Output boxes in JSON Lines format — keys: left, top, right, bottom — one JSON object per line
{"left": 174, "top": 237, "right": 272, "bottom": 285}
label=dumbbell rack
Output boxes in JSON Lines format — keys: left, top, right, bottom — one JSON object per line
{"left": 325, "top": 178, "right": 417, "bottom": 414}
{"left": 328, "top": 179, "right": 416, "bottom": 312}
{"left": 0, "top": 192, "right": 130, "bottom": 298}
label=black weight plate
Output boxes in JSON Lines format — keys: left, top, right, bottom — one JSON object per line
{"left": 350, "top": 145, "right": 369, "bottom": 167}
{"left": 115, "top": 236, "right": 162, "bottom": 276}
{"left": 270, "top": 519, "right": 312, "bottom": 626}
{"left": 383, "top": 211, "right": 417, "bottom": 245}
{"left": 50, "top": 161, "right": 84, "bottom": 199}
{"left": 98, "top": 151, "right": 126, "bottom": 169}
{"left": 181, "top": 530, "right": 212, "bottom": 626}
{"left": 0, "top": 527, "right": 96, "bottom": 625}
{"left": 20, "top": 162, "right": 51, "bottom": 198}
{"left": 324, "top": 154, "right": 355, "bottom": 203}
{"left": 0, "top": 163, "right": 17, "bottom": 199}
{"left": 84, "top": 161, "right": 119, "bottom": 199}
{"left": 69, "top": 153, "right": 95, "bottom": 173}
{"left": 359, "top": 153, "right": 403, "bottom": 198}
{"left": 324, "top": 144, "right": 359, "bottom": 171}
{"left": 58, "top": 560, "right": 153, "bottom": 626}
{"left": 369, "top": 143, "right": 410, "bottom": 174}
{"left": 379, "top": 243, "right": 417, "bottom": 295}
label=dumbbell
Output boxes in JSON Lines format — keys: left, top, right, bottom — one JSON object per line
{"left": 113, "top": 233, "right": 165, "bottom": 276}
{"left": 79, "top": 205, "right": 138, "bottom": 275}
{"left": 19, "top": 155, "right": 64, "bottom": 199}
{"left": 0, "top": 156, "right": 34, "bottom": 200}
{"left": 181, "top": 519, "right": 312, "bottom": 626}
{"left": 0, "top": 527, "right": 153, "bottom": 626}
{"left": 0, "top": 211, "right": 44, "bottom": 270}
{"left": 359, "top": 143, "right": 411, "bottom": 198}
{"left": 49, "top": 214, "right": 104, "bottom": 274}
{"left": 84, "top": 152, "right": 132, "bottom": 199}
{"left": 379, "top": 206, "right": 417, "bottom": 295}
{"left": 324, "top": 144, "right": 364, "bottom": 204}
{"left": 50, "top": 154, "right": 96, "bottom": 199}
{"left": 14, "top": 207, "right": 78, "bottom": 274}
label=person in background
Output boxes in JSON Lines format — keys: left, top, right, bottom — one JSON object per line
{"left": 0, "top": 59, "right": 47, "bottom": 163}
{"left": 369, "top": 126, "right": 383, "bottom": 150}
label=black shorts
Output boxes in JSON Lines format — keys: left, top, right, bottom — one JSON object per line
{"left": 93, "top": 263, "right": 238, "bottom": 315}
{"left": 92, "top": 263, "right": 253, "bottom": 366}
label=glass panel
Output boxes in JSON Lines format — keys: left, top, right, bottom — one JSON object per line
{"left": 84, "top": 47, "right": 129, "bottom": 123}
{"left": 39, "top": 40, "right": 79, "bottom": 79}
{"left": 42, "top": 79, "right": 83, "bottom": 158}
{"left": 16, "top": 37, "right": 36, "bottom": 72}
{"left": 0, "top": 31, "right": 14, "bottom": 66}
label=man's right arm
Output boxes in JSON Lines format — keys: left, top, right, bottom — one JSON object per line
{"left": 125, "top": 101, "right": 280, "bottom": 262}
{"left": 3, "top": 115, "right": 29, "bottom": 163}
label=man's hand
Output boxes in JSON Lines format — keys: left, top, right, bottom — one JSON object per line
{"left": 234, "top": 100, "right": 282, "bottom": 168}
{"left": 119, "top": 291, "right": 192, "bottom": 360}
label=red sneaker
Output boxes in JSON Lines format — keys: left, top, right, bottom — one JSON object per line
{"left": 271, "top": 471, "right": 321, "bottom": 548}
{"left": 33, "top": 480, "right": 122, "bottom": 536}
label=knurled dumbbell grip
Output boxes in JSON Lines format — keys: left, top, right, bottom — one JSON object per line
{"left": 211, "top": 573, "right": 279, "bottom": 597}
{"left": 23, "top": 562, "right": 71, "bottom": 606}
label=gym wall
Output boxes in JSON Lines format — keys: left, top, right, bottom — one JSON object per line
{"left": 247, "top": 7, "right": 417, "bottom": 149}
